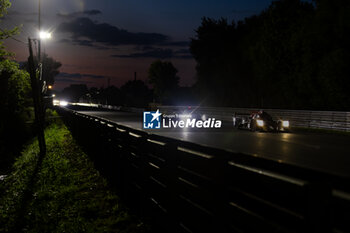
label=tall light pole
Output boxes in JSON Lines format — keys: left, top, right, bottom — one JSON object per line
{"left": 28, "top": 37, "right": 46, "bottom": 157}
{"left": 27, "top": 32, "right": 52, "bottom": 157}
{"left": 38, "top": 0, "right": 41, "bottom": 61}
{"left": 27, "top": 0, "right": 53, "bottom": 157}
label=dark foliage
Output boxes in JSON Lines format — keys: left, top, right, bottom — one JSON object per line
{"left": 0, "top": 0, "right": 33, "bottom": 173}
{"left": 190, "top": 0, "right": 350, "bottom": 110}
{"left": 61, "top": 84, "right": 89, "bottom": 102}
{"left": 121, "top": 80, "right": 152, "bottom": 107}
{"left": 21, "top": 53, "right": 62, "bottom": 85}
{"left": 0, "top": 59, "right": 32, "bottom": 172}
{"left": 148, "top": 60, "right": 179, "bottom": 104}
{"left": 70, "top": 79, "right": 152, "bottom": 108}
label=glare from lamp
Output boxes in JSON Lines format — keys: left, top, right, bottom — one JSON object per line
{"left": 256, "top": 120, "right": 264, "bottom": 127}
{"left": 282, "top": 121, "right": 290, "bottom": 128}
{"left": 39, "top": 31, "right": 52, "bottom": 40}
{"left": 59, "top": 101, "right": 68, "bottom": 107}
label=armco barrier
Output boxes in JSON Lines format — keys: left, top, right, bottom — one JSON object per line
{"left": 69, "top": 103, "right": 145, "bottom": 113}
{"left": 58, "top": 107, "right": 350, "bottom": 233}
{"left": 159, "top": 106, "right": 350, "bottom": 132}
{"left": 69, "top": 103, "right": 350, "bottom": 131}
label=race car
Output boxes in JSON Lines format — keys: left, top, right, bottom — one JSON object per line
{"left": 233, "top": 110, "right": 290, "bottom": 132}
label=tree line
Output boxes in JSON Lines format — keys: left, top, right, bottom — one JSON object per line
{"left": 0, "top": 0, "right": 32, "bottom": 171}
{"left": 60, "top": 80, "right": 152, "bottom": 107}
{"left": 190, "top": 0, "right": 350, "bottom": 110}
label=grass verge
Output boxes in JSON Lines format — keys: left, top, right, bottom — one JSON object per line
{"left": 0, "top": 117, "right": 148, "bottom": 233}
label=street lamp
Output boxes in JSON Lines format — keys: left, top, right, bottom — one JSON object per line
{"left": 39, "top": 31, "right": 52, "bottom": 40}
{"left": 27, "top": 32, "right": 52, "bottom": 157}
{"left": 29, "top": 0, "right": 55, "bottom": 157}
{"left": 38, "top": 0, "right": 41, "bottom": 61}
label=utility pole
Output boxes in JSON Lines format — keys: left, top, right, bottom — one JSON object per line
{"left": 38, "top": 0, "right": 41, "bottom": 62}
{"left": 28, "top": 38, "right": 46, "bottom": 157}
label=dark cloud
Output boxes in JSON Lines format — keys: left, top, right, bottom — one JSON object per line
{"left": 112, "top": 48, "right": 173, "bottom": 59}
{"left": 57, "top": 10, "right": 102, "bottom": 19}
{"left": 2, "top": 10, "right": 37, "bottom": 21}
{"left": 7, "top": 11, "right": 37, "bottom": 16}
{"left": 111, "top": 48, "right": 193, "bottom": 59}
{"left": 135, "top": 45, "right": 156, "bottom": 51}
{"left": 83, "top": 10, "right": 102, "bottom": 15}
{"left": 57, "top": 17, "right": 169, "bottom": 46}
{"left": 59, "top": 39, "right": 71, "bottom": 43}
{"left": 72, "top": 39, "right": 110, "bottom": 50}
{"left": 57, "top": 72, "right": 105, "bottom": 79}
{"left": 72, "top": 39, "right": 95, "bottom": 47}
{"left": 174, "top": 48, "right": 193, "bottom": 59}
{"left": 55, "top": 78, "right": 93, "bottom": 84}
{"left": 59, "top": 38, "right": 110, "bottom": 50}
{"left": 231, "top": 10, "right": 259, "bottom": 14}
{"left": 175, "top": 48, "right": 190, "bottom": 54}
{"left": 161, "top": 41, "right": 190, "bottom": 47}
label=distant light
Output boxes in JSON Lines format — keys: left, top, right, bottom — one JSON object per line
{"left": 39, "top": 31, "right": 52, "bottom": 40}
{"left": 53, "top": 99, "right": 60, "bottom": 106}
{"left": 52, "top": 94, "right": 56, "bottom": 97}
{"left": 257, "top": 120, "right": 264, "bottom": 127}
{"left": 282, "top": 120, "right": 290, "bottom": 128}
{"left": 59, "top": 101, "right": 68, "bottom": 107}
{"left": 48, "top": 85, "right": 53, "bottom": 89}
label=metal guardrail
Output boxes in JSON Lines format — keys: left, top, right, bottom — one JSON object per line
{"left": 69, "top": 103, "right": 350, "bottom": 131}
{"left": 159, "top": 106, "right": 350, "bottom": 132}
{"left": 58, "top": 107, "right": 350, "bottom": 233}
{"left": 70, "top": 103, "right": 145, "bottom": 113}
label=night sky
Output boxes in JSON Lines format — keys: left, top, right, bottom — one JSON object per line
{"left": 3, "top": 0, "right": 274, "bottom": 90}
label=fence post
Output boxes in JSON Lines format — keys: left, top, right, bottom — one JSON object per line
{"left": 306, "top": 181, "right": 332, "bottom": 233}
{"left": 162, "top": 141, "right": 183, "bottom": 233}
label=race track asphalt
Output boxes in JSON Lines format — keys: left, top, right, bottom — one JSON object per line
{"left": 77, "top": 110, "right": 350, "bottom": 178}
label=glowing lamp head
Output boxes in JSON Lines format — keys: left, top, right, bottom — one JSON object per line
{"left": 39, "top": 31, "right": 52, "bottom": 40}
{"left": 256, "top": 120, "right": 264, "bottom": 127}
{"left": 282, "top": 120, "right": 290, "bottom": 128}
{"left": 48, "top": 85, "right": 53, "bottom": 90}
{"left": 53, "top": 99, "right": 59, "bottom": 106}
{"left": 59, "top": 101, "right": 68, "bottom": 107}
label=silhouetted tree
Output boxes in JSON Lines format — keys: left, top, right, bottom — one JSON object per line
{"left": 148, "top": 60, "right": 179, "bottom": 104}
{"left": 21, "top": 53, "right": 62, "bottom": 85}
{"left": 41, "top": 54, "right": 62, "bottom": 85}
{"left": 0, "top": 0, "right": 32, "bottom": 171}
{"left": 190, "top": 0, "right": 350, "bottom": 110}
{"left": 61, "top": 84, "right": 88, "bottom": 102}
{"left": 121, "top": 80, "right": 151, "bottom": 107}
{"left": 98, "top": 86, "right": 123, "bottom": 106}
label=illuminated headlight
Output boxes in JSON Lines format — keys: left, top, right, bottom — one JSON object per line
{"left": 282, "top": 120, "right": 289, "bottom": 128}
{"left": 59, "top": 101, "right": 68, "bottom": 107}
{"left": 53, "top": 99, "right": 60, "bottom": 106}
{"left": 256, "top": 120, "right": 264, "bottom": 127}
